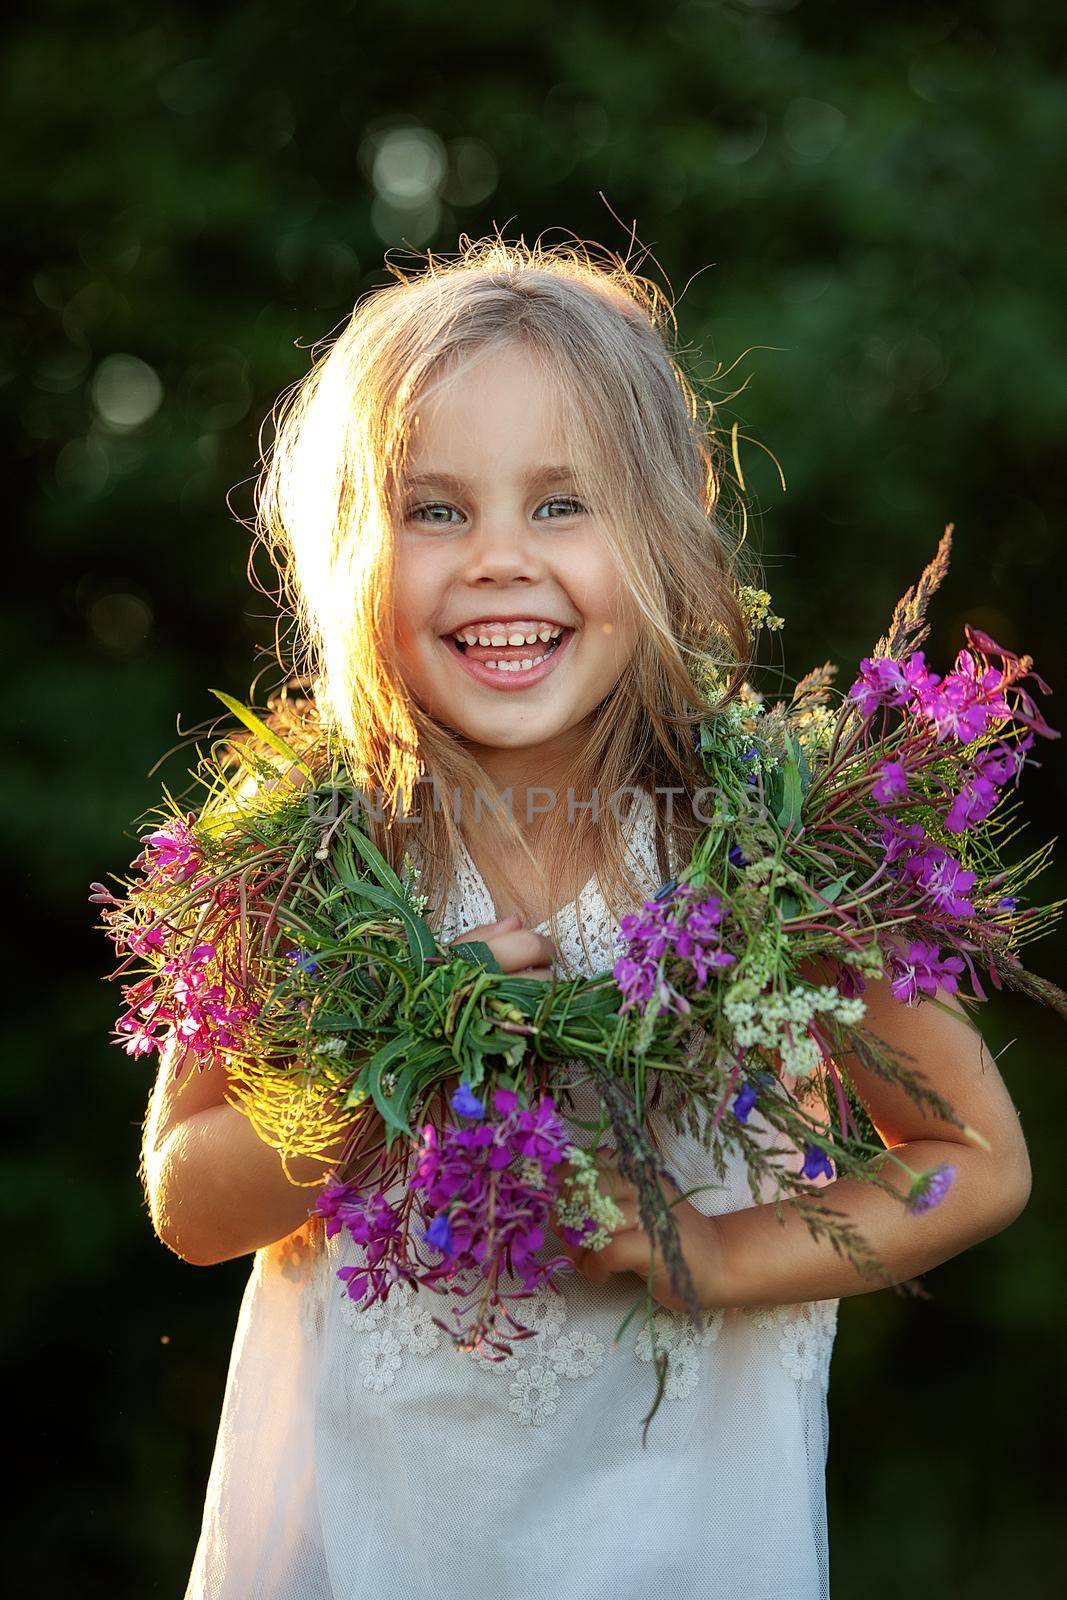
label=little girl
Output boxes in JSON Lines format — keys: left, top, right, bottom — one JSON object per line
{"left": 142, "top": 238, "right": 1032, "bottom": 1600}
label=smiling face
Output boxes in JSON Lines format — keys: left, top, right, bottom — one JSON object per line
{"left": 392, "top": 342, "right": 641, "bottom": 777}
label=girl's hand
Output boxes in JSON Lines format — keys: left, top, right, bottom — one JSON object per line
{"left": 551, "top": 1148, "right": 732, "bottom": 1315}
{"left": 447, "top": 914, "right": 557, "bottom": 981}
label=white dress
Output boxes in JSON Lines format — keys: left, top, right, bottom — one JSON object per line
{"left": 184, "top": 789, "right": 839, "bottom": 1599}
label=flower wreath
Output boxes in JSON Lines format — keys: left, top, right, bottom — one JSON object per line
{"left": 93, "top": 528, "right": 1065, "bottom": 1425}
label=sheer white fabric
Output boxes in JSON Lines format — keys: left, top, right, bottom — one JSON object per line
{"left": 184, "top": 791, "right": 838, "bottom": 1599}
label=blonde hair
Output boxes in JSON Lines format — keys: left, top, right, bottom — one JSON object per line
{"left": 251, "top": 234, "right": 762, "bottom": 962}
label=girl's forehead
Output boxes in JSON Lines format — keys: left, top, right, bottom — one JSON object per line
{"left": 404, "top": 347, "right": 591, "bottom": 470}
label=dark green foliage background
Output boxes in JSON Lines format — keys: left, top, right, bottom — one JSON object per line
{"left": 5, "top": 1, "right": 1064, "bottom": 1593}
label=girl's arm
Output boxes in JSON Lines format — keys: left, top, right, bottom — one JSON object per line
{"left": 561, "top": 966, "right": 1032, "bottom": 1311}
{"left": 142, "top": 915, "right": 556, "bottom": 1267}
{"left": 710, "top": 970, "right": 1032, "bottom": 1307}
{"left": 141, "top": 1032, "right": 346, "bottom": 1266}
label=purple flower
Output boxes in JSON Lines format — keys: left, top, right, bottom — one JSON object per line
{"left": 945, "top": 775, "right": 1000, "bottom": 835}
{"left": 613, "top": 883, "right": 735, "bottom": 1015}
{"left": 801, "top": 1144, "right": 835, "bottom": 1182}
{"left": 912, "top": 853, "right": 978, "bottom": 918}
{"left": 136, "top": 814, "right": 202, "bottom": 884}
{"left": 833, "top": 962, "right": 866, "bottom": 1000}
{"left": 879, "top": 815, "right": 930, "bottom": 867}
{"left": 287, "top": 947, "right": 319, "bottom": 977}
{"left": 316, "top": 1184, "right": 410, "bottom": 1306}
{"left": 887, "top": 940, "right": 966, "bottom": 1005}
{"left": 450, "top": 1082, "right": 485, "bottom": 1119}
{"left": 906, "top": 1163, "right": 956, "bottom": 1215}
{"left": 974, "top": 731, "right": 1034, "bottom": 788}
{"left": 732, "top": 1081, "right": 759, "bottom": 1124}
{"left": 871, "top": 759, "right": 908, "bottom": 804}
{"left": 847, "top": 656, "right": 912, "bottom": 716}
{"left": 425, "top": 1211, "right": 456, "bottom": 1254}
{"left": 917, "top": 651, "right": 1012, "bottom": 744}
{"left": 408, "top": 1092, "right": 583, "bottom": 1303}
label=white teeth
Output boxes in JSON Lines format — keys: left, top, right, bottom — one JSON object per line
{"left": 484, "top": 652, "right": 549, "bottom": 672}
{"left": 453, "top": 623, "right": 564, "bottom": 647}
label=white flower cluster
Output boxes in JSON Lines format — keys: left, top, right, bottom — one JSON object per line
{"left": 312, "top": 1035, "right": 347, "bottom": 1058}
{"left": 724, "top": 984, "right": 867, "bottom": 1078}
{"left": 554, "top": 1147, "right": 626, "bottom": 1250}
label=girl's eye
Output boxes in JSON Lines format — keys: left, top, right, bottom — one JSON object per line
{"left": 406, "top": 502, "right": 459, "bottom": 527}
{"left": 535, "top": 496, "right": 586, "bottom": 520}
{"left": 404, "top": 495, "right": 587, "bottom": 528}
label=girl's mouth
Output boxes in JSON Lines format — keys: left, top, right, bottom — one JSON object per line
{"left": 440, "top": 627, "right": 574, "bottom": 690}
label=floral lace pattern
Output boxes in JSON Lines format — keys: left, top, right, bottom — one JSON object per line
{"left": 336, "top": 1278, "right": 443, "bottom": 1393}
{"left": 742, "top": 1299, "right": 838, "bottom": 1389}
{"left": 634, "top": 1306, "right": 726, "bottom": 1400}
{"left": 466, "top": 1282, "right": 607, "bottom": 1426}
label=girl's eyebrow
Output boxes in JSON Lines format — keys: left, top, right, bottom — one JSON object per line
{"left": 402, "top": 464, "right": 579, "bottom": 491}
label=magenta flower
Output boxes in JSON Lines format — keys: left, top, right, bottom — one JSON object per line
{"left": 945, "top": 775, "right": 999, "bottom": 835}
{"left": 613, "top": 883, "right": 734, "bottom": 1016}
{"left": 887, "top": 940, "right": 966, "bottom": 1005}
{"left": 135, "top": 814, "right": 202, "bottom": 884}
{"left": 871, "top": 759, "right": 908, "bottom": 804}
{"left": 408, "top": 1092, "right": 578, "bottom": 1305}
{"left": 847, "top": 656, "right": 912, "bottom": 716}
{"left": 974, "top": 731, "right": 1035, "bottom": 788}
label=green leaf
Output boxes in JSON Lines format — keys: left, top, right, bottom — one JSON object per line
{"left": 449, "top": 937, "right": 503, "bottom": 973}
{"left": 344, "top": 824, "right": 405, "bottom": 896}
{"left": 334, "top": 874, "right": 437, "bottom": 977}
{"left": 813, "top": 875, "right": 853, "bottom": 906}
{"left": 774, "top": 733, "right": 805, "bottom": 833}
{"left": 361, "top": 1033, "right": 421, "bottom": 1135}
{"left": 208, "top": 689, "right": 317, "bottom": 781}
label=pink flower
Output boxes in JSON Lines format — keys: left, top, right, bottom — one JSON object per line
{"left": 888, "top": 941, "right": 966, "bottom": 1005}
{"left": 945, "top": 776, "right": 999, "bottom": 835}
{"left": 136, "top": 814, "right": 202, "bottom": 884}
{"left": 871, "top": 760, "right": 908, "bottom": 804}
{"left": 847, "top": 656, "right": 912, "bottom": 716}
{"left": 974, "top": 731, "right": 1034, "bottom": 788}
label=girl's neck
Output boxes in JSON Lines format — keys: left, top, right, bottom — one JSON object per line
{"left": 461, "top": 723, "right": 590, "bottom": 839}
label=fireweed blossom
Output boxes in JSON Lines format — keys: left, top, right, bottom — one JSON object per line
{"left": 871, "top": 759, "right": 908, "bottom": 804}
{"left": 877, "top": 818, "right": 978, "bottom": 918}
{"left": 134, "top": 814, "right": 203, "bottom": 885}
{"left": 316, "top": 1087, "right": 613, "bottom": 1344}
{"left": 886, "top": 941, "right": 966, "bottom": 1006}
{"left": 613, "top": 883, "right": 736, "bottom": 1017}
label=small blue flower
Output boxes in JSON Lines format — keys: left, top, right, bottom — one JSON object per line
{"left": 450, "top": 1082, "right": 485, "bottom": 1119}
{"left": 732, "top": 1081, "right": 759, "bottom": 1124}
{"left": 424, "top": 1212, "right": 455, "bottom": 1254}
{"left": 801, "top": 1144, "right": 834, "bottom": 1182}
{"left": 906, "top": 1163, "right": 956, "bottom": 1215}
{"left": 287, "top": 947, "right": 319, "bottom": 977}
